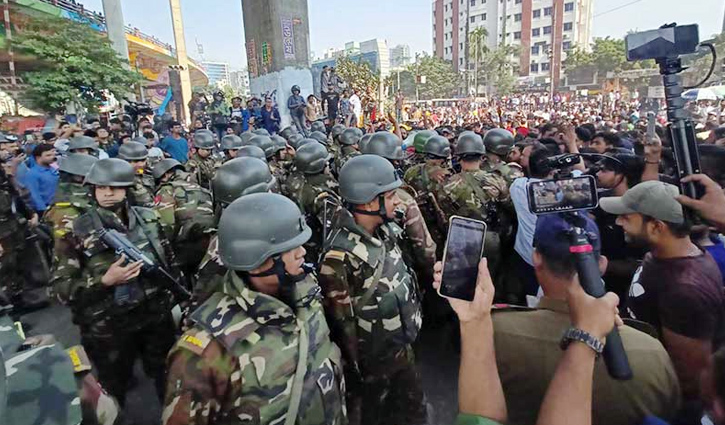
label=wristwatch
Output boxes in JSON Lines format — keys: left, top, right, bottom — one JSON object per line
{"left": 560, "top": 327, "right": 605, "bottom": 356}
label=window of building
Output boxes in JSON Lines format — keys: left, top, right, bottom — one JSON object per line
{"left": 470, "top": 16, "right": 476, "bottom": 23}
{"left": 541, "top": 62, "right": 550, "bottom": 71}
{"left": 445, "top": 33, "right": 449, "bottom": 40}
{"left": 543, "top": 26, "right": 552, "bottom": 34}
{"left": 544, "top": 6, "right": 553, "bottom": 16}
{"left": 445, "top": 4, "right": 448, "bottom": 11}
{"left": 532, "top": 28, "right": 540, "bottom": 36}
{"left": 563, "top": 41, "right": 571, "bottom": 50}
{"left": 482, "top": 13, "right": 487, "bottom": 20}
{"left": 470, "top": 0, "right": 476, "bottom": 5}
{"left": 461, "top": 0, "right": 464, "bottom": 4}
{"left": 531, "top": 45, "right": 540, "bottom": 54}
{"left": 531, "top": 63, "right": 539, "bottom": 72}
{"left": 533, "top": 9, "right": 541, "bottom": 18}
{"left": 515, "top": 0, "right": 522, "bottom": 3}
{"left": 514, "top": 31, "right": 521, "bottom": 40}
{"left": 514, "top": 13, "right": 522, "bottom": 22}
{"left": 565, "top": 2, "right": 574, "bottom": 11}
{"left": 460, "top": 43, "right": 464, "bottom": 50}
{"left": 564, "top": 22, "right": 573, "bottom": 31}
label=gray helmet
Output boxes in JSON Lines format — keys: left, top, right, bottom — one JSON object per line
{"left": 363, "top": 132, "right": 406, "bottom": 160}
{"left": 423, "top": 135, "right": 451, "bottom": 159}
{"left": 67, "top": 136, "right": 98, "bottom": 152}
{"left": 220, "top": 134, "right": 243, "bottom": 151}
{"left": 218, "top": 193, "right": 311, "bottom": 271}
{"left": 340, "top": 128, "right": 362, "bottom": 146}
{"left": 270, "top": 135, "right": 288, "bottom": 153}
{"left": 58, "top": 153, "right": 98, "bottom": 177}
{"left": 358, "top": 133, "right": 374, "bottom": 152}
{"left": 152, "top": 158, "right": 184, "bottom": 180}
{"left": 339, "top": 154, "right": 402, "bottom": 204}
{"left": 280, "top": 126, "right": 298, "bottom": 141}
{"left": 456, "top": 131, "right": 486, "bottom": 156}
{"left": 331, "top": 124, "right": 346, "bottom": 140}
{"left": 287, "top": 134, "right": 305, "bottom": 150}
{"left": 194, "top": 130, "right": 216, "bottom": 149}
{"left": 294, "top": 142, "right": 330, "bottom": 175}
{"left": 483, "top": 128, "right": 515, "bottom": 156}
{"left": 240, "top": 132, "right": 255, "bottom": 144}
{"left": 247, "top": 135, "right": 275, "bottom": 158}
{"left": 252, "top": 128, "right": 271, "bottom": 137}
{"left": 213, "top": 157, "right": 275, "bottom": 205}
{"left": 291, "top": 85, "right": 301, "bottom": 93}
{"left": 117, "top": 141, "right": 148, "bottom": 161}
{"left": 351, "top": 128, "right": 364, "bottom": 139}
{"left": 310, "top": 121, "right": 326, "bottom": 134}
{"left": 309, "top": 131, "right": 329, "bottom": 146}
{"left": 84, "top": 158, "right": 134, "bottom": 186}
{"left": 133, "top": 136, "right": 148, "bottom": 145}
{"left": 236, "top": 145, "right": 268, "bottom": 162}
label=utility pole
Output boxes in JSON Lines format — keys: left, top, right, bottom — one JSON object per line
{"left": 101, "top": 0, "right": 131, "bottom": 67}
{"left": 169, "top": 0, "right": 192, "bottom": 125}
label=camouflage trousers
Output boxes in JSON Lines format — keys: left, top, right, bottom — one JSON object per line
{"left": 0, "top": 228, "right": 26, "bottom": 302}
{"left": 81, "top": 309, "right": 176, "bottom": 406}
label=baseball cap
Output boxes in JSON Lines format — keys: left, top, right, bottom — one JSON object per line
{"left": 533, "top": 212, "right": 601, "bottom": 259}
{"left": 599, "top": 181, "right": 683, "bottom": 224}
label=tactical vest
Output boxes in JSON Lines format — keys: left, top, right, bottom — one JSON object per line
{"left": 188, "top": 274, "right": 346, "bottom": 425}
{"left": 327, "top": 223, "right": 422, "bottom": 360}
{"left": 165, "top": 180, "right": 215, "bottom": 241}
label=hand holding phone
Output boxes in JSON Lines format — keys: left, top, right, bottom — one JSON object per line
{"left": 434, "top": 258, "right": 495, "bottom": 321}
{"left": 438, "top": 216, "right": 487, "bottom": 301}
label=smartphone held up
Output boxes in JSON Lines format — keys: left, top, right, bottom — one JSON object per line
{"left": 439, "top": 216, "right": 487, "bottom": 302}
{"left": 527, "top": 175, "right": 598, "bottom": 215}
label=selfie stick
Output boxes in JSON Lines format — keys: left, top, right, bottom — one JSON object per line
{"left": 564, "top": 213, "right": 633, "bottom": 381}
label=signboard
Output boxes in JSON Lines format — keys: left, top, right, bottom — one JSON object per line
{"left": 261, "top": 42, "right": 271, "bottom": 74}
{"left": 281, "top": 18, "right": 296, "bottom": 60}
{"left": 648, "top": 86, "right": 665, "bottom": 99}
{"left": 246, "top": 40, "right": 258, "bottom": 78}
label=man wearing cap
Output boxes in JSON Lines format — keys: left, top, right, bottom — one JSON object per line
{"left": 600, "top": 180, "right": 725, "bottom": 419}
{"left": 492, "top": 211, "right": 681, "bottom": 425}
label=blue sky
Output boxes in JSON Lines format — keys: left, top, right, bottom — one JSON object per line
{"left": 82, "top": 0, "right": 723, "bottom": 70}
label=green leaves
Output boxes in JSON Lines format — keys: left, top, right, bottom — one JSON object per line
{"left": 408, "top": 54, "right": 462, "bottom": 99}
{"left": 13, "top": 14, "right": 143, "bottom": 113}
{"left": 335, "top": 55, "right": 380, "bottom": 96}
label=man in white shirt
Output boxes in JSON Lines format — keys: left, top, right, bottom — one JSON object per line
{"left": 349, "top": 89, "right": 362, "bottom": 128}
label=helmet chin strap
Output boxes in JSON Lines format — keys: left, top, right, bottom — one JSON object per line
{"left": 351, "top": 194, "right": 393, "bottom": 223}
{"left": 247, "top": 256, "right": 307, "bottom": 308}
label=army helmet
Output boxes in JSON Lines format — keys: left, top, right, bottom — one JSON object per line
{"left": 358, "top": 133, "right": 374, "bottom": 152}
{"left": 196, "top": 128, "right": 215, "bottom": 140}
{"left": 220, "top": 134, "right": 243, "bottom": 151}
{"left": 84, "top": 158, "right": 134, "bottom": 187}
{"left": 363, "top": 132, "right": 406, "bottom": 161}
{"left": 339, "top": 128, "right": 362, "bottom": 146}
{"left": 240, "top": 132, "right": 255, "bottom": 145}
{"left": 483, "top": 128, "right": 515, "bottom": 156}
{"left": 270, "top": 135, "right": 288, "bottom": 153}
{"left": 194, "top": 130, "right": 216, "bottom": 150}
{"left": 339, "top": 154, "right": 401, "bottom": 205}
{"left": 236, "top": 145, "right": 268, "bottom": 162}
{"left": 152, "top": 158, "right": 184, "bottom": 180}
{"left": 280, "top": 126, "right": 298, "bottom": 141}
{"left": 67, "top": 136, "right": 98, "bottom": 152}
{"left": 309, "top": 131, "right": 329, "bottom": 146}
{"left": 330, "top": 124, "right": 346, "bottom": 141}
{"left": 291, "top": 85, "right": 301, "bottom": 93}
{"left": 294, "top": 137, "right": 317, "bottom": 150}
{"left": 456, "top": 131, "right": 486, "bottom": 156}
{"left": 247, "top": 135, "right": 276, "bottom": 159}
{"left": 133, "top": 136, "right": 148, "bottom": 145}
{"left": 310, "top": 121, "right": 326, "bottom": 135}
{"left": 117, "top": 141, "right": 148, "bottom": 161}
{"left": 58, "top": 153, "right": 99, "bottom": 177}
{"left": 351, "top": 127, "right": 364, "bottom": 139}
{"left": 212, "top": 157, "right": 275, "bottom": 205}
{"left": 252, "top": 128, "right": 271, "bottom": 137}
{"left": 294, "top": 141, "right": 330, "bottom": 175}
{"left": 413, "top": 130, "right": 436, "bottom": 153}
{"left": 218, "top": 193, "right": 311, "bottom": 271}
{"left": 287, "top": 133, "right": 305, "bottom": 150}
{"left": 423, "top": 135, "right": 452, "bottom": 159}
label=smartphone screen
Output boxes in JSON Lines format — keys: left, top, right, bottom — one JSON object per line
{"left": 527, "top": 175, "right": 598, "bottom": 214}
{"left": 440, "top": 216, "right": 487, "bottom": 301}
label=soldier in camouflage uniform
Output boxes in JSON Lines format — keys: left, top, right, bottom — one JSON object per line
{"left": 186, "top": 130, "right": 219, "bottom": 190}
{"left": 154, "top": 158, "right": 216, "bottom": 280}
{"left": 482, "top": 128, "right": 524, "bottom": 186}
{"left": 195, "top": 157, "right": 277, "bottom": 304}
{"left": 319, "top": 155, "right": 426, "bottom": 425}
{"left": 52, "top": 158, "right": 177, "bottom": 405}
{"left": 333, "top": 128, "right": 361, "bottom": 174}
{"left": 330, "top": 124, "right": 346, "bottom": 145}
{"left": 291, "top": 142, "right": 340, "bottom": 263}
{"left": 404, "top": 135, "right": 452, "bottom": 258}
{"left": 267, "top": 135, "right": 291, "bottom": 188}
{"left": 164, "top": 193, "right": 347, "bottom": 425}
{"left": 220, "top": 134, "right": 243, "bottom": 162}
{"left": 118, "top": 141, "right": 156, "bottom": 207}
{"left": 281, "top": 138, "right": 317, "bottom": 198}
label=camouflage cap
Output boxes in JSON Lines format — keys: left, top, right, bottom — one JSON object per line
{"left": 483, "top": 128, "right": 515, "bottom": 156}
{"left": 310, "top": 121, "right": 327, "bottom": 135}
{"left": 294, "top": 142, "right": 330, "bottom": 174}
{"left": 67, "top": 136, "right": 98, "bottom": 152}
{"left": 339, "top": 154, "right": 402, "bottom": 204}
{"left": 220, "top": 134, "right": 243, "bottom": 151}
{"left": 423, "top": 135, "right": 451, "bottom": 158}
{"left": 363, "top": 132, "right": 406, "bottom": 160}
{"left": 152, "top": 158, "right": 184, "bottom": 180}
{"left": 117, "top": 141, "right": 149, "bottom": 161}
{"left": 252, "top": 128, "right": 271, "bottom": 137}
{"left": 456, "top": 131, "right": 486, "bottom": 156}
{"left": 193, "top": 130, "right": 216, "bottom": 149}
{"left": 339, "top": 128, "right": 362, "bottom": 146}
{"left": 218, "top": 193, "right": 312, "bottom": 271}
{"left": 247, "top": 135, "right": 276, "bottom": 158}
{"left": 236, "top": 145, "right": 268, "bottom": 163}
{"left": 213, "top": 157, "right": 275, "bottom": 204}
{"left": 84, "top": 158, "right": 134, "bottom": 186}
{"left": 331, "top": 124, "right": 346, "bottom": 140}
{"left": 58, "top": 153, "right": 99, "bottom": 177}
{"left": 309, "top": 131, "right": 329, "bottom": 146}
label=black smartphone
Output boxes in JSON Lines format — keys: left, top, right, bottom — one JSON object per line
{"left": 439, "top": 216, "right": 487, "bottom": 301}
{"left": 527, "top": 175, "right": 599, "bottom": 214}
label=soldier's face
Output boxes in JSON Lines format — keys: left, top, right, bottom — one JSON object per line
{"left": 228, "top": 149, "right": 239, "bottom": 158}
{"left": 95, "top": 186, "right": 127, "bottom": 208}
{"left": 382, "top": 191, "right": 401, "bottom": 220}
{"left": 281, "top": 246, "right": 306, "bottom": 276}
{"left": 198, "top": 148, "right": 211, "bottom": 158}
{"left": 129, "top": 160, "right": 146, "bottom": 172}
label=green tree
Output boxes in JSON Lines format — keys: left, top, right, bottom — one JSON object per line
{"left": 563, "top": 45, "right": 593, "bottom": 70}
{"left": 683, "top": 33, "right": 725, "bottom": 87}
{"left": 335, "top": 55, "right": 380, "bottom": 96}
{"left": 468, "top": 27, "right": 489, "bottom": 95}
{"left": 13, "top": 14, "right": 142, "bottom": 113}
{"left": 480, "top": 44, "right": 519, "bottom": 95}
{"left": 410, "top": 54, "right": 462, "bottom": 99}
{"left": 384, "top": 69, "right": 416, "bottom": 100}
{"left": 565, "top": 37, "right": 655, "bottom": 76}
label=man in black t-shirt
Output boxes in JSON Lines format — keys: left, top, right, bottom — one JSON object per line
{"left": 601, "top": 180, "right": 725, "bottom": 420}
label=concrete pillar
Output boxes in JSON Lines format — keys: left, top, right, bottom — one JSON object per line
{"left": 169, "top": 0, "right": 193, "bottom": 125}
{"left": 101, "top": 0, "right": 130, "bottom": 66}
{"left": 241, "top": 0, "right": 313, "bottom": 129}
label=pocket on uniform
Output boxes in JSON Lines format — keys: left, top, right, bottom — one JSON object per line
{"left": 314, "top": 355, "right": 345, "bottom": 424}
{"left": 392, "top": 281, "right": 422, "bottom": 346}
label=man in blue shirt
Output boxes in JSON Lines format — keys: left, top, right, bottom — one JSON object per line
{"left": 23, "top": 144, "right": 59, "bottom": 213}
{"left": 158, "top": 121, "right": 189, "bottom": 163}
{"left": 260, "top": 97, "right": 281, "bottom": 135}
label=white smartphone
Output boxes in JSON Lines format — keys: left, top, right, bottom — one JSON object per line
{"left": 439, "top": 216, "right": 487, "bottom": 302}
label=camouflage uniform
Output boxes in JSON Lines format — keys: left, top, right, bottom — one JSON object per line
{"left": 333, "top": 146, "right": 360, "bottom": 175}
{"left": 52, "top": 205, "right": 178, "bottom": 405}
{"left": 130, "top": 170, "right": 156, "bottom": 207}
{"left": 481, "top": 160, "right": 524, "bottom": 187}
{"left": 186, "top": 152, "right": 219, "bottom": 190}
{"left": 163, "top": 271, "right": 347, "bottom": 425}
{"left": 294, "top": 172, "right": 340, "bottom": 263}
{"left": 0, "top": 315, "right": 120, "bottom": 425}
{"left": 0, "top": 169, "right": 32, "bottom": 306}
{"left": 394, "top": 186, "right": 437, "bottom": 290}
{"left": 281, "top": 167, "right": 306, "bottom": 199}
{"left": 318, "top": 209, "right": 425, "bottom": 425}
{"left": 403, "top": 162, "right": 451, "bottom": 258}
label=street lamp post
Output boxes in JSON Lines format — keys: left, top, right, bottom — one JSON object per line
{"left": 169, "top": 0, "right": 192, "bottom": 125}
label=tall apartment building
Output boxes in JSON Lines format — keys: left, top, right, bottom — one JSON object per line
{"left": 202, "top": 61, "right": 231, "bottom": 87}
{"left": 433, "top": 0, "right": 594, "bottom": 86}
{"left": 229, "top": 70, "right": 251, "bottom": 98}
{"left": 390, "top": 44, "right": 412, "bottom": 68}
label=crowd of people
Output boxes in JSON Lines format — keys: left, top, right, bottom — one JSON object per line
{"left": 2, "top": 88, "right": 725, "bottom": 425}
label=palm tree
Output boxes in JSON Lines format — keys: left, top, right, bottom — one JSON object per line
{"left": 468, "top": 27, "right": 489, "bottom": 96}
